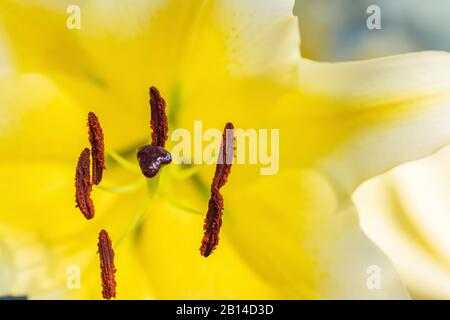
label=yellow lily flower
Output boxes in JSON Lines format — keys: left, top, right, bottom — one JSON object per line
{"left": 1, "top": 0, "right": 450, "bottom": 300}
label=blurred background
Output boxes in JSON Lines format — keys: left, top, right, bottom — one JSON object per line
{"left": 294, "top": 0, "right": 450, "bottom": 299}
{"left": 295, "top": 0, "right": 450, "bottom": 61}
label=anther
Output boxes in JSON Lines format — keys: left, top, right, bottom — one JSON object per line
{"left": 137, "top": 87, "right": 172, "bottom": 178}
{"left": 98, "top": 229, "right": 117, "bottom": 300}
{"left": 88, "top": 112, "right": 105, "bottom": 185}
{"left": 150, "top": 86, "right": 169, "bottom": 148}
{"left": 75, "top": 148, "right": 95, "bottom": 220}
{"left": 200, "top": 123, "right": 234, "bottom": 257}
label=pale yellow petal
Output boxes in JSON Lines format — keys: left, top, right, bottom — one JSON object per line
{"left": 0, "top": 237, "right": 16, "bottom": 296}
{"left": 355, "top": 146, "right": 450, "bottom": 299}
{"left": 274, "top": 52, "right": 450, "bottom": 193}
{"left": 225, "top": 169, "right": 409, "bottom": 299}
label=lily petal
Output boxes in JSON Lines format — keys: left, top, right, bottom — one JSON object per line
{"left": 276, "top": 52, "right": 450, "bottom": 193}
{"left": 355, "top": 147, "right": 450, "bottom": 299}
{"left": 0, "top": 73, "right": 120, "bottom": 237}
{"left": 0, "top": 73, "right": 87, "bottom": 162}
{"left": 225, "top": 169, "right": 409, "bottom": 299}
{"left": 137, "top": 198, "right": 281, "bottom": 299}
{"left": 0, "top": 237, "right": 16, "bottom": 296}
{"left": 1, "top": 0, "right": 301, "bottom": 138}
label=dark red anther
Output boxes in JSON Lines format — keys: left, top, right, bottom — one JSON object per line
{"left": 149, "top": 86, "right": 169, "bottom": 148}
{"left": 88, "top": 112, "right": 105, "bottom": 185}
{"left": 98, "top": 229, "right": 116, "bottom": 300}
{"left": 212, "top": 122, "right": 234, "bottom": 189}
{"left": 200, "top": 123, "right": 234, "bottom": 257}
{"left": 75, "top": 148, "right": 95, "bottom": 220}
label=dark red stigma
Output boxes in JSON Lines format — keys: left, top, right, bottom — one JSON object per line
{"left": 137, "top": 145, "right": 172, "bottom": 178}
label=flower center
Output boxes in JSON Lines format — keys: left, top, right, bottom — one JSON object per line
{"left": 71, "top": 86, "right": 235, "bottom": 299}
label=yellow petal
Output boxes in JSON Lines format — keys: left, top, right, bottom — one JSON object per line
{"left": 78, "top": 0, "right": 300, "bottom": 88}
{"left": 0, "top": 163, "right": 85, "bottom": 237}
{"left": 0, "top": 26, "right": 15, "bottom": 79}
{"left": 0, "top": 1, "right": 149, "bottom": 150}
{"left": 0, "top": 0, "right": 89, "bottom": 77}
{"left": 1, "top": 0, "right": 301, "bottom": 141}
{"left": 81, "top": 189, "right": 154, "bottom": 299}
{"left": 9, "top": 189, "right": 153, "bottom": 300}
{"left": 275, "top": 52, "right": 450, "bottom": 193}
{"left": 0, "top": 74, "right": 87, "bottom": 236}
{"left": 0, "top": 73, "right": 134, "bottom": 238}
{"left": 0, "top": 237, "right": 16, "bottom": 296}
{"left": 136, "top": 198, "right": 281, "bottom": 299}
{"left": 0, "top": 73, "right": 87, "bottom": 162}
{"left": 225, "top": 169, "right": 409, "bottom": 299}
{"left": 72, "top": 237, "right": 153, "bottom": 300}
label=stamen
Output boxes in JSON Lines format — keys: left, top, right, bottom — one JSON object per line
{"left": 88, "top": 112, "right": 105, "bottom": 185}
{"left": 212, "top": 122, "right": 234, "bottom": 189}
{"left": 149, "top": 86, "right": 169, "bottom": 148}
{"left": 98, "top": 229, "right": 116, "bottom": 300}
{"left": 75, "top": 148, "right": 95, "bottom": 220}
{"left": 137, "top": 87, "right": 172, "bottom": 178}
{"left": 200, "top": 123, "right": 234, "bottom": 257}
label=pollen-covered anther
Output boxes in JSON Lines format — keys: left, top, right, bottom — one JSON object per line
{"left": 98, "top": 229, "right": 117, "bottom": 300}
{"left": 75, "top": 148, "right": 95, "bottom": 220}
{"left": 88, "top": 112, "right": 105, "bottom": 185}
{"left": 137, "top": 86, "right": 172, "bottom": 178}
{"left": 149, "top": 86, "right": 169, "bottom": 148}
{"left": 200, "top": 122, "right": 234, "bottom": 257}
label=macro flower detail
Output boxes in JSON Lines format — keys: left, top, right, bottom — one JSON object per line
{"left": 137, "top": 87, "right": 172, "bottom": 178}
{"left": 75, "top": 111, "right": 117, "bottom": 299}
{"left": 88, "top": 112, "right": 106, "bottom": 185}
{"left": 137, "top": 145, "right": 172, "bottom": 179}
{"left": 2, "top": 0, "right": 450, "bottom": 300}
{"left": 149, "top": 86, "right": 169, "bottom": 148}
{"left": 98, "top": 230, "right": 117, "bottom": 300}
{"left": 74, "top": 112, "right": 105, "bottom": 219}
{"left": 200, "top": 123, "right": 234, "bottom": 257}
{"left": 75, "top": 148, "right": 94, "bottom": 220}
